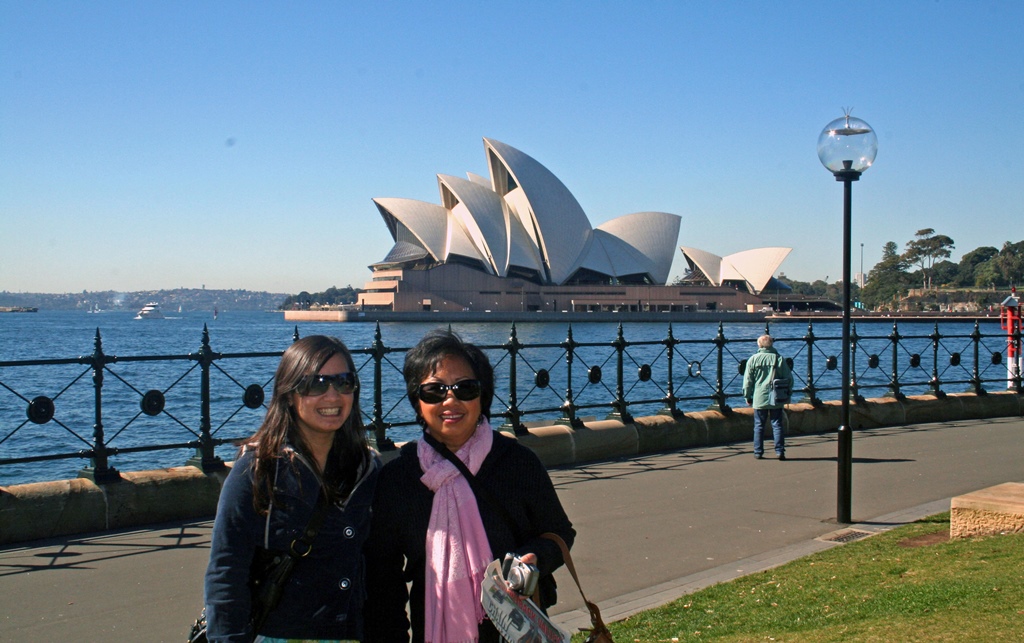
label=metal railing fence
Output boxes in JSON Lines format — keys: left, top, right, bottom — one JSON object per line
{"left": 1, "top": 320, "right": 1019, "bottom": 485}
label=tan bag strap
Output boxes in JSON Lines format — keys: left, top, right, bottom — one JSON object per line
{"left": 540, "top": 532, "right": 612, "bottom": 637}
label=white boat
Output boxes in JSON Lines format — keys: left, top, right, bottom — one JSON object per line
{"left": 134, "top": 302, "right": 165, "bottom": 320}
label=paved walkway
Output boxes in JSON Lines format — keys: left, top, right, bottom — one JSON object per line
{"left": 1, "top": 416, "right": 1021, "bottom": 641}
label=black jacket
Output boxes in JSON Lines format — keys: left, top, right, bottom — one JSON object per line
{"left": 363, "top": 431, "right": 575, "bottom": 642}
{"left": 204, "top": 447, "right": 379, "bottom": 642}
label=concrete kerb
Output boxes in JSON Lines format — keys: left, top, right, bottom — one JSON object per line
{"left": 1, "top": 392, "right": 1020, "bottom": 546}
{"left": 0, "top": 465, "right": 231, "bottom": 545}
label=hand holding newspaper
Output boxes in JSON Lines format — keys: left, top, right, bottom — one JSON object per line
{"left": 480, "top": 559, "right": 570, "bottom": 643}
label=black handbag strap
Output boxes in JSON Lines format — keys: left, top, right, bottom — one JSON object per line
{"left": 252, "top": 488, "right": 330, "bottom": 632}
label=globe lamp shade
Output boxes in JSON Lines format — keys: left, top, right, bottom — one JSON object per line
{"left": 817, "top": 115, "right": 878, "bottom": 174}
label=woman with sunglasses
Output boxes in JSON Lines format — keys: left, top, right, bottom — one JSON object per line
{"left": 364, "top": 329, "right": 574, "bottom": 642}
{"left": 204, "top": 335, "right": 380, "bottom": 642}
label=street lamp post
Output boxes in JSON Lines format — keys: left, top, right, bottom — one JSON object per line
{"left": 817, "top": 111, "right": 877, "bottom": 524}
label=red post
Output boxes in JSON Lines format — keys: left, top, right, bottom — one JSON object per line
{"left": 1000, "top": 288, "right": 1021, "bottom": 389}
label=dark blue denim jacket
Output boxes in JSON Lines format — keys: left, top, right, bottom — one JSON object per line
{"left": 204, "top": 446, "right": 380, "bottom": 642}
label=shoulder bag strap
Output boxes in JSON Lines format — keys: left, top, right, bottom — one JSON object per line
{"left": 539, "top": 532, "right": 612, "bottom": 639}
{"left": 252, "top": 488, "right": 331, "bottom": 633}
{"left": 421, "top": 433, "right": 524, "bottom": 541}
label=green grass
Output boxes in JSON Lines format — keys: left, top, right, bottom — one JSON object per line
{"left": 575, "top": 513, "right": 1024, "bottom": 642}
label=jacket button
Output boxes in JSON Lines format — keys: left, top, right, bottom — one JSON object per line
{"left": 339, "top": 577, "right": 351, "bottom": 590}
{"left": 343, "top": 526, "right": 355, "bottom": 538}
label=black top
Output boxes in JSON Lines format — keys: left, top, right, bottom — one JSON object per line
{"left": 205, "top": 448, "right": 379, "bottom": 642}
{"left": 363, "top": 431, "right": 575, "bottom": 642}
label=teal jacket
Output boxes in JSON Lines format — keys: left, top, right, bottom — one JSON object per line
{"left": 742, "top": 346, "right": 794, "bottom": 410}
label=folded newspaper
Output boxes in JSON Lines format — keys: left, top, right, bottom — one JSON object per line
{"left": 480, "top": 559, "right": 570, "bottom": 643}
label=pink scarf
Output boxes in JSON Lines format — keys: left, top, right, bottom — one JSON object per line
{"left": 417, "top": 418, "right": 494, "bottom": 643}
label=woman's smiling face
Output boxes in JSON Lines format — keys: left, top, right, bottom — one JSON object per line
{"left": 290, "top": 353, "right": 353, "bottom": 445}
{"left": 417, "top": 355, "right": 482, "bottom": 451}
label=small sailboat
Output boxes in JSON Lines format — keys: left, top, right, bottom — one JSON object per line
{"left": 214, "top": 306, "right": 219, "bottom": 321}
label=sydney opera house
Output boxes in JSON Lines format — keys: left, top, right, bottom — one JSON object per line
{"left": 356, "top": 138, "right": 788, "bottom": 314}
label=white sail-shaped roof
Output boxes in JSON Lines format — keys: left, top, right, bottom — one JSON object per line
{"left": 680, "top": 246, "right": 792, "bottom": 294}
{"left": 373, "top": 198, "right": 449, "bottom": 262}
{"left": 438, "top": 174, "right": 509, "bottom": 276}
{"left": 370, "top": 138, "right": 685, "bottom": 287}
{"left": 680, "top": 246, "right": 726, "bottom": 284}
{"left": 466, "top": 172, "right": 491, "bottom": 188}
{"left": 597, "top": 212, "right": 681, "bottom": 284}
{"left": 723, "top": 247, "right": 792, "bottom": 294}
{"left": 484, "top": 138, "right": 592, "bottom": 285}
{"left": 587, "top": 231, "right": 651, "bottom": 279}
{"left": 506, "top": 206, "right": 546, "bottom": 277}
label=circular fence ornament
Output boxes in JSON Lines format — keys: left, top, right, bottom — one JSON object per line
{"left": 535, "top": 369, "right": 550, "bottom": 388}
{"left": 950, "top": 352, "right": 961, "bottom": 366}
{"left": 910, "top": 354, "right": 921, "bottom": 368}
{"left": 638, "top": 364, "right": 652, "bottom": 381}
{"left": 688, "top": 361, "right": 702, "bottom": 378}
{"left": 992, "top": 352, "right": 1002, "bottom": 365}
{"left": 140, "top": 390, "right": 165, "bottom": 416}
{"left": 243, "top": 384, "right": 265, "bottom": 409}
{"left": 27, "top": 396, "right": 55, "bottom": 424}
{"left": 738, "top": 360, "right": 746, "bottom": 376}
{"left": 588, "top": 365, "right": 602, "bottom": 384}
{"left": 826, "top": 356, "right": 838, "bottom": 370}
{"left": 868, "top": 354, "right": 880, "bottom": 369}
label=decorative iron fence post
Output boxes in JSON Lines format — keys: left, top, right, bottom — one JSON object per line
{"left": 802, "top": 322, "right": 821, "bottom": 406}
{"left": 78, "top": 329, "right": 120, "bottom": 483}
{"left": 369, "top": 323, "right": 396, "bottom": 450}
{"left": 929, "top": 323, "right": 945, "bottom": 398}
{"left": 710, "top": 322, "right": 730, "bottom": 412}
{"left": 500, "top": 324, "right": 527, "bottom": 435}
{"left": 186, "top": 325, "right": 225, "bottom": 472}
{"left": 558, "top": 325, "right": 583, "bottom": 428}
{"left": 888, "top": 322, "right": 905, "bottom": 400}
{"left": 608, "top": 324, "right": 633, "bottom": 423}
{"left": 660, "top": 324, "right": 683, "bottom": 417}
{"left": 970, "top": 321, "right": 986, "bottom": 395}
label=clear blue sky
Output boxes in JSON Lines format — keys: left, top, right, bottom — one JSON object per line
{"left": 2, "top": 1, "right": 1021, "bottom": 295}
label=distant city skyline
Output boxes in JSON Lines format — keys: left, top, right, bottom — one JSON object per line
{"left": 2, "top": 2, "right": 1021, "bottom": 294}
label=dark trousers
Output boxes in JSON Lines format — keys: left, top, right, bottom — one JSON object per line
{"left": 753, "top": 408, "right": 785, "bottom": 457}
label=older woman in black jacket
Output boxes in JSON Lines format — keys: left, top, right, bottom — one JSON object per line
{"left": 364, "top": 329, "right": 575, "bottom": 642}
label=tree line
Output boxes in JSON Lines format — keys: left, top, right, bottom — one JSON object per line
{"left": 776, "top": 229, "right": 1023, "bottom": 312}
{"left": 279, "top": 285, "right": 359, "bottom": 309}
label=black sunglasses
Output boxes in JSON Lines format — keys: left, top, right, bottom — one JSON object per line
{"left": 298, "top": 372, "right": 356, "bottom": 396}
{"left": 417, "top": 379, "right": 482, "bottom": 404}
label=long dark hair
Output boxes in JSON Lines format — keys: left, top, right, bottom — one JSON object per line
{"left": 247, "top": 335, "right": 368, "bottom": 512}
{"left": 403, "top": 328, "right": 494, "bottom": 424}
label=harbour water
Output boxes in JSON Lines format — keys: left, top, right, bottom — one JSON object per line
{"left": 0, "top": 310, "right": 1006, "bottom": 486}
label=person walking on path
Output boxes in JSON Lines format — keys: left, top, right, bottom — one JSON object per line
{"left": 743, "top": 334, "right": 794, "bottom": 460}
